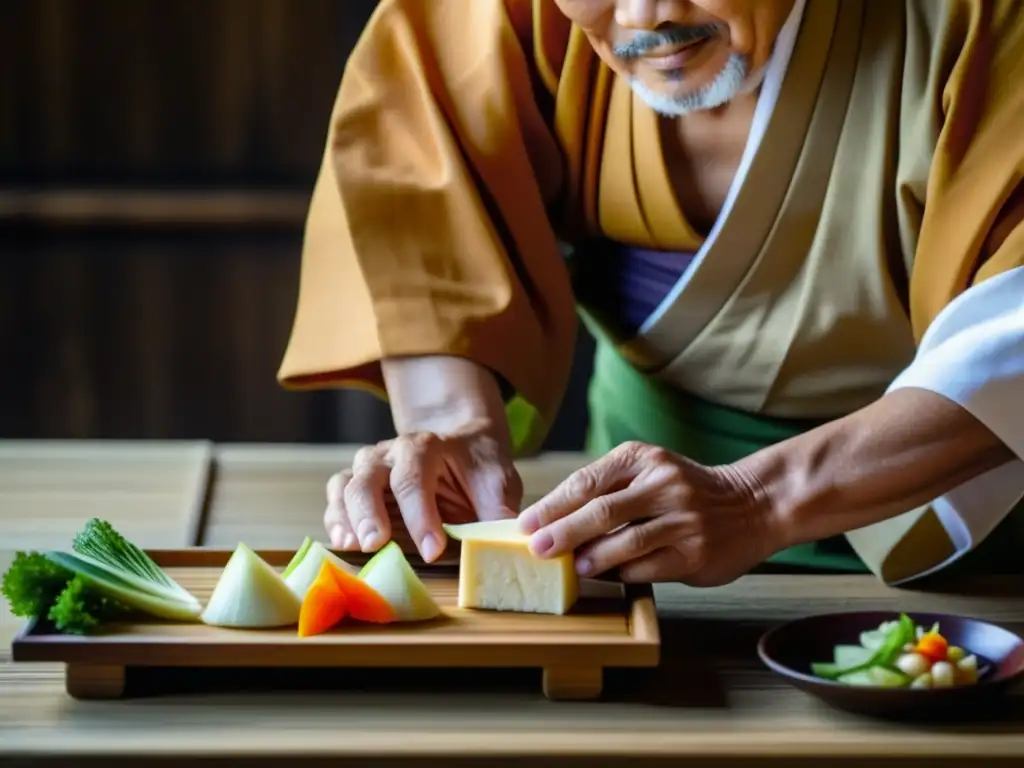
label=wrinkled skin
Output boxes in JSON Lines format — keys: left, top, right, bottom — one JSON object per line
{"left": 553, "top": 0, "right": 795, "bottom": 114}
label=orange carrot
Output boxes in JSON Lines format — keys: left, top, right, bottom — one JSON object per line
{"left": 298, "top": 560, "right": 349, "bottom": 638}
{"left": 327, "top": 561, "right": 397, "bottom": 624}
{"left": 915, "top": 630, "right": 949, "bottom": 662}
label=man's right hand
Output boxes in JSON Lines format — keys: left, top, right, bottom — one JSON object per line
{"left": 324, "top": 356, "right": 523, "bottom": 563}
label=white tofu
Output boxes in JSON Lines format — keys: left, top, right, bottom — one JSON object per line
{"left": 444, "top": 519, "right": 579, "bottom": 616}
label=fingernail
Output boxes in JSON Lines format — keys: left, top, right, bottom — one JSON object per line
{"left": 518, "top": 510, "right": 539, "bottom": 534}
{"left": 329, "top": 525, "right": 345, "bottom": 547}
{"left": 357, "top": 519, "right": 380, "bottom": 551}
{"left": 420, "top": 534, "right": 442, "bottom": 562}
{"left": 530, "top": 530, "right": 554, "bottom": 556}
{"left": 576, "top": 557, "right": 593, "bottom": 576}
{"left": 342, "top": 533, "right": 357, "bottom": 550}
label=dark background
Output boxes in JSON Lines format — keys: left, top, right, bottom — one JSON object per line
{"left": 0, "top": 0, "right": 595, "bottom": 448}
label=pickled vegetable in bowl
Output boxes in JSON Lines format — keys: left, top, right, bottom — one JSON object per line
{"left": 811, "top": 614, "right": 986, "bottom": 689}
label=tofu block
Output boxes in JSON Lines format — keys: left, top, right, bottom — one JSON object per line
{"left": 443, "top": 519, "right": 580, "bottom": 616}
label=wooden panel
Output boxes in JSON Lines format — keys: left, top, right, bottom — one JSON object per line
{"left": 203, "top": 444, "right": 360, "bottom": 548}
{"left": 0, "top": 233, "right": 340, "bottom": 443}
{"left": 203, "top": 446, "right": 593, "bottom": 549}
{"left": 0, "top": 188, "right": 310, "bottom": 228}
{"left": 0, "top": 440, "right": 211, "bottom": 549}
{"left": 0, "top": 0, "right": 597, "bottom": 449}
{"left": 0, "top": 0, "right": 378, "bottom": 184}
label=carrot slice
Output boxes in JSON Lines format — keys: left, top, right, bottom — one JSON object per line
{"left": 325, "top": 560, "right": 397, "bottom": 624}
{"left": 915, "top": 631, "right": 949, "bottom": 662}
{"left": 298, "top": 560, "right": 349, "bottom": 637}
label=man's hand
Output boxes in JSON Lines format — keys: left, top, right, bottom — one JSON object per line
{"left": 324, "top": 354, "right": 521, "bottom": 563}
{"left": 516, "top": 441, "right": 777, "bottom": 587}
{"left": 325, "top": 421, "right": 521, "bottom": 563}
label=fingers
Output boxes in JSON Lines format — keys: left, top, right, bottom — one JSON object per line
{"left": 344, "top": 444, "right": 394, "bottom": 551}
{"left": 517, "top": 442, "right": 645, "bottom": 535}
{"left": 460, "top": 465, "right": 522, "bottom": 522}
{"left": 323, "top": 432, "right": 517, "bottom": 561}
{"left": 387, "top": 435, "right": 447, "bottom": 563}
{"left": 446, "top": 433, "right": 522, "bottom": 521}
{"left": 573, "top": 514, "right": 681, "bottom": 577}
{"left": 324, "top": 469, "right": 356, "bottom": 549}
{"left": 526, "top": 485, "right": 648, "bottom": 559}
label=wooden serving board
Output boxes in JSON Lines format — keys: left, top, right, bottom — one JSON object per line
{"left": 11, "top": 548, "right": 660, "bottom": 702}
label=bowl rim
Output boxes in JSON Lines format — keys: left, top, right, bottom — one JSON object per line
{"left": 756, "top": 609, "right": 1024, "bottom": 692}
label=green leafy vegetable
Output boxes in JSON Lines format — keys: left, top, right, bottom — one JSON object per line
{"left": 44, "top": 550, "right": 202, "bottom": 620}
{"left": 2, "top": 552, "right": 131, "bottom": 634}
{"left": 1, "top": 518, "right": 203, "bottom": 633}
{"left": 48, "top": 575, "right": 132, "bottom": 634}
{"left": 2, "top": 552, "right": 73, "bottom": 617}
{"left": 72, "top": 518, "right": 185, "bottom": 595}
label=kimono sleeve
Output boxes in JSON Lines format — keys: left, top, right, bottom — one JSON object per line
{"left": 276, "top": 0, "right": 577, "bottom": 453}
{"left": 847, "top": 0, "right": 1024, "bottom": 583}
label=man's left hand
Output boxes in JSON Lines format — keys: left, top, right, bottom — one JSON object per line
{"left": 516, "top": 441, "right": 779, "bottom": 587}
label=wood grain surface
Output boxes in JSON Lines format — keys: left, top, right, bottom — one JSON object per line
{"left": 4, "top": 442, "right": 1024, "bottom": 764}
{"left": 203, "top": 444, "right": 591, "bottom": 551}
{"left": 5, "top": 567, "right": 1024, "bottom": 761}
{"left": 0, "top": 440, "right": 211, "bottom": 549}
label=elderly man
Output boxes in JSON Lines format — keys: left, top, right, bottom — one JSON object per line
{"left": 278, "top": 0, "right": 1024, "bottom": 587}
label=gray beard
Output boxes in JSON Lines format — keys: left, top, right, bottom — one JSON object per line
{"left": 626, "top": 53, "right": 750, "bottom": 116}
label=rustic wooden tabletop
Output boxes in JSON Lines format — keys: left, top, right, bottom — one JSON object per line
{"left": 2, "top": 440, "right": 1024, "bottom": 766}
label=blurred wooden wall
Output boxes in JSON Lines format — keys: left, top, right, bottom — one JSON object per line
{"left": 0, "top": 0, "right": 593, "bottom": 447}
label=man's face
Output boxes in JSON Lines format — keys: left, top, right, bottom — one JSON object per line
{"left": 553, "top": 0, "right": 795, "bottom": 115}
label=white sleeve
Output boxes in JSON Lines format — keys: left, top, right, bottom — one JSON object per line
{"left": 884, "top": 265, "right": 1024, "bottom": 582}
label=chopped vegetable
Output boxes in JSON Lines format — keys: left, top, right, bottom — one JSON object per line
{"left": 201, "top": 543, "right": 302, "bottom": 628}
{"left": 48, "top": 575, "right": 132, "bottom": 633}
{"left": 45, "top": 550, "right": 201, "bottom": 621}
{"left": 297, "top": 560, "right": 349, "bottom": 638}
{"left": 1, "top": 552, "right": 131, "bottom": 634}
{"left": 914, "top": 628, "right": 949, "bottom": 662}
{"left": 282, "top": 537, "right": 315, "bottom": 579}
{"left": 957, "top": 654, "right": 979, "bottom": 684}
{"left": 811, "top": 615, "right": 984, "bottom": 689}
{"left": 895, "top": 652, "right": 930, "bottom": 678}
{"left": 358, "top": 541, "right": 441, "bottom": 622}
{"left": 836, "top": 666, "right": 908, "bottom": 688}
{"left": 931, "top": 660, "right": 956, "bottom": 687}
{"left": 2, "top": 552, "right": 75, "bottom": 618}
{"left": 283, "top": 539, "right": 359, "bottom": 600}
{"left": 72, "top": 519, "right": 189, "bottom": 597}
{"left": 331, "top": 560, "right": 396, "bottom": 624}
{"left": 1, "top": 519, "right": 201, "bottom": 633}
{"left": 442, "top": 519, "right": 524, "bottom": 542}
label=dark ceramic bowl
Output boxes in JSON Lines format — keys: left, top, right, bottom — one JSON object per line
{"left": 757, "top": 611, "right": 1024, "bottom": 719}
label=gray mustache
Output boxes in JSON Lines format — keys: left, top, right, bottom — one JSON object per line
{"left": 613, "top": 23, "right": 723, "bottom": 60}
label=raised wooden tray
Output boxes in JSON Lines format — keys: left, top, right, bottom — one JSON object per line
{"left": 11, "top": 548, "right": 660, "bottom": 702}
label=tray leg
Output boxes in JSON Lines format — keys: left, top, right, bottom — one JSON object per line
{"left": 542, "top": 666, "right": 603, "bottom": 701}
{"left": 66, "top": 663, "right": 126, "bottom": 700}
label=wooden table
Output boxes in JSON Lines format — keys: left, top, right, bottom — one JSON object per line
{"left": 3, "top": 440, "right": 1024, "bottom": 766}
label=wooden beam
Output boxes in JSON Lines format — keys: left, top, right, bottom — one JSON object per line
{"left": 0, "top": 188, "right": 310, "bottom": 229}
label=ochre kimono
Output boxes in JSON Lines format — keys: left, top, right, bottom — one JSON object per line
{"left": 278, "top": 0, "right": 1024, "bottom": 583}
